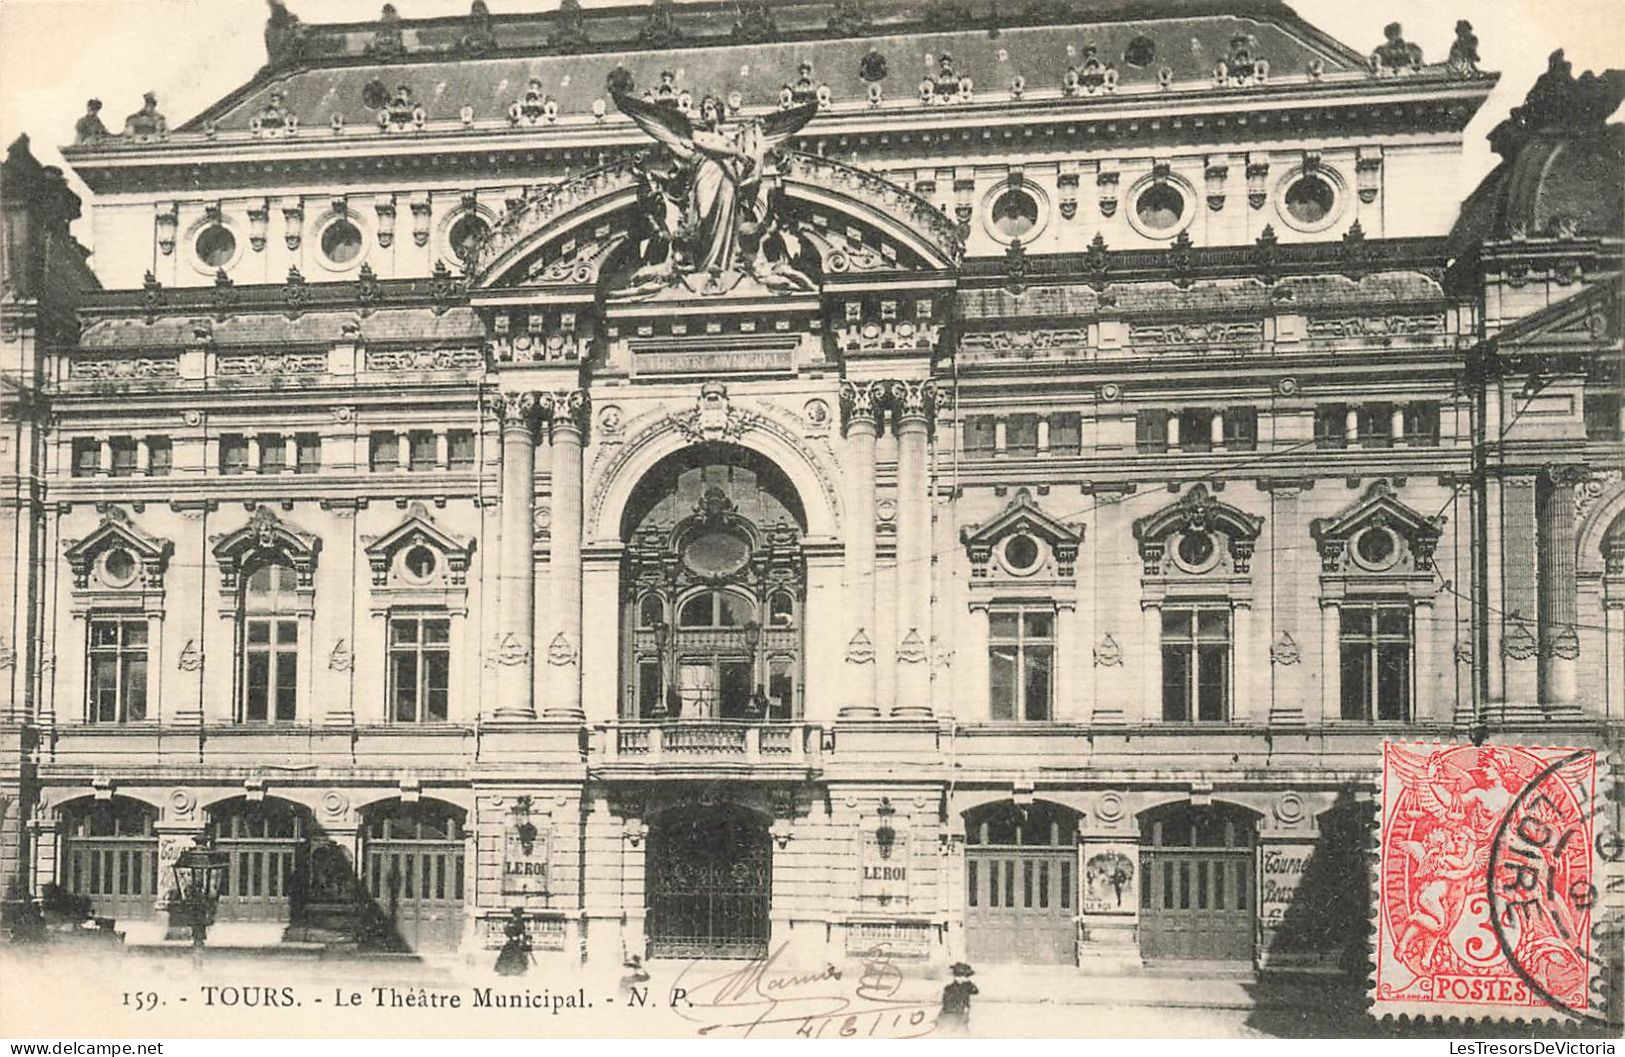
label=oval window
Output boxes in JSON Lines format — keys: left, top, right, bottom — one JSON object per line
{"left": 321, "top": 218, "right": 364, "bottom": 264}
{"left": 1285, "top": 174, "right": 1335, "bottom": 226}
{"left": 403, "top": 545, "right": 437, "bottom": 581}
{"left": 1177, "top": 531, "right": 1215, "bottom": 568}
{"left": 1355, "top": 527, "right": 1397, "bottom": 567}
{"left": 1135, "top": 183, "right": 1185, "bottom": 231}
{"left": 449, "top": 214, "right": 490, "bottom": 262}
{"left": 681, "top": 530, "right": 751, "bottom": 578}
{"left": 102, "top": 548, "right": 137, "bottom": 585}
{"left": 1004, "top": 533, "right": 1041, "bottom": 572}
{"left": 196, "top": 225, "right": 236, "bottom": 268}
{"left": 990, "top": 188, "right": 1039, "bottom": 240}
{"left": 1123, "top": 35, "right": 1157, "bottom": 68}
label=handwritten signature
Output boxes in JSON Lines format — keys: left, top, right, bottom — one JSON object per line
{"left": 668, "top": 943, "right": 938, "bottom": 1038}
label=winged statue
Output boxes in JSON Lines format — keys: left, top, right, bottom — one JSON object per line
{"left": 613, "top": 91, "right": 818, "bottom": 296}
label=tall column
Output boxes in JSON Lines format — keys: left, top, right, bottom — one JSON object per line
{"left": 1502, "top": 473, "right": 1540, "bottom": 706}
{"left": 546, "top": 390, "right": 587, "bottom": 719}
{"left": 840, "top": 382, "right": 880, "bottom": 711}
{"left": 891, "top": 380, "right": 934, "bottom": 713}
{"left": 1538, "top": 466, "right": 1584, "bottom": 710}
{"left": 1141, "top": 601, "right": 1163, "bottom": 722}
{"left": 491, "top": 390, "right": 538, "bottom": 720}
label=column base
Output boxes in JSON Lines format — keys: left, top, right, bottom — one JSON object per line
{"left": 838, "top": 706, "right": 883, "bottom": 719}
{"left": 890, "top": 705, "right": 933, "bottom": 719}
{"left": 541, "top": 707, "right": 586, "bottom": 721}
{"left": 489, "top": 708, "right": 538, "bottom": 722}
{"left": 167, "top": 709, "right": 203, "bottom": 728}
{"left": 1090, "top": 707, "right": 1127, "bottom": 725}
{"left": 324, "top": 711, "right": 355, "bottom": 727}
{"left": 1267, "top": 707, "right": 1308, "bottom": 726}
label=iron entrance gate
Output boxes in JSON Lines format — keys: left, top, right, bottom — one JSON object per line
{"left": 646, "top": 804, "right": 771, "bottom": 959}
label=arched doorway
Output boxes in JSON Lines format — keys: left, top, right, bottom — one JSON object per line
{"left": 963, "top": 800, "right": 1079, "bottom": 964}
{"left": 1138, "top": 801, "right": 1258, "bottom": 961}
{"left": 621, "top": 446, "right": 807, "bottom": 721}
{"left": 646, "top": 803, "right": 771, "bottom": 959}
{"left": 207, "top": 797, "right": 316, "bottom": 926}
{"left": 360, "top": 798, "right": 467, "bottom": 952}
{"left": 59, "top": 797, "right": 160, "bottom": 922}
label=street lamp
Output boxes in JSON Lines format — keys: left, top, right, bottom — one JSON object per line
{"left": 171, "top": 836, "right": 229, "bottom": 949}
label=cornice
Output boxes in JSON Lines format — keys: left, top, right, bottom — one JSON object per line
{"left": 63, "top": 75, "right": 1496, "bottom": 195}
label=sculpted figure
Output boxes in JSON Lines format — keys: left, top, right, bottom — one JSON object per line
{"left": 613, "top": 89, "right": 817, "bottom": 294}
{"left": 75, "top": 99, "right": 109, "bottom": 143}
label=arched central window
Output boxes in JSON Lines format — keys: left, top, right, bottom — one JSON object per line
{"left": 240, "top": 560, "right": 300, "bottom": 722}
{"left": 621, "top": 448, "right": 806, "bottom": 721}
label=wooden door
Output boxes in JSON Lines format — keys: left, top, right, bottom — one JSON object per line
{"left": 364, "top": 840, "right": 466, "bottom": 951}
{"left": 965, "top": 848, "right": 1075, "bottom": 963}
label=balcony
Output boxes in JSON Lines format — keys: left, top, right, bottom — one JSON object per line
{"left": 593, "top": 721, "right": 825, "bottom": 780}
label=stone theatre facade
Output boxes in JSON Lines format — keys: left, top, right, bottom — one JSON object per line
{"left": 2, "top": 0, "right": 1621, "bottom": 972}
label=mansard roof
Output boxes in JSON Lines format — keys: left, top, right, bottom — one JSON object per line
{"left": 179, "top": 0, "right": 1371, "bottom": 134}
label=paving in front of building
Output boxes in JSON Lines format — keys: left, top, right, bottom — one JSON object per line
{"left": 1, "top": 0, "right": 1621, "bottom": 986}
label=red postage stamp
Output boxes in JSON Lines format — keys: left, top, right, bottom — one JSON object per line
{"left": 1375, "top": 742, "right": 1605, "bottom": 1022}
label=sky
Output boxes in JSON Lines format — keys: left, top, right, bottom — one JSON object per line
{"left": 0, "top": 0, "right": 1621, "bottom": 249}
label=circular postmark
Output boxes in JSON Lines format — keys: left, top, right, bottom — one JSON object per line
{"left": 1485, "top": 748, "right": 1609, "bottom": 1025}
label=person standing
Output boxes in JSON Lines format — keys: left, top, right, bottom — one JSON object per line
{"left": 495, "top": 907, "right": 531, "bottom": 975}
{"left": 938, "top": 962, "right": 978, "bottom": 1036}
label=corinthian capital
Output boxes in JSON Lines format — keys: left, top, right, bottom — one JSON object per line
{"left": 487, "top": 389, "right": 539, "bottom": 431}
{"left": 889, "top": 378, "right": 944, "bottom": 422}
{"left": 839, "top": 379, "right": 885, "bottom": 426}
{"left": 543, "top": 388, "right": 590, "bottom": 434}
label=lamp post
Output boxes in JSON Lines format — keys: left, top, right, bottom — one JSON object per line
{"left": 171, "top": 836, "right": 229, "bottom": 950}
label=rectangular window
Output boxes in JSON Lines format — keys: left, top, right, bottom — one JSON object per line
{"left": 988, "top": 608, "right": 1054, "bottom": 722}
{"left": 72, "top": 438, "right": 100, "bottom": 477}
{"left": 369, "top": 431, "right": 398, "bottom": 472}
{"left": 1177, "top": 409, "right": 1213, "bottom": 453}
{"left": 447, "top": 429, "right": 476, "bottom": 470}
{"left": 1584, "top": 394, "right": 1621, "bottom": 441}
{"left": 1404, "top": 401, "right": 1442, "bottom": 446}
{"left": 1339, "top": 602, "right": 1411, "bottom": 721}
{"left": 108, "top": 437, "right": 137, "bottom": 477}
{"left": 295, "top": 433, "right": 321, "bottom": 474}
{"left": 1314, "top": 405, "right": 1348, "bottom": 450}
{"left": 1049, "top": 412, "right": 1082, "bottom": 455}
{"left": 1005, "top": 414, "right": 1039, "bottom": 457}
{"left": 146, "top": 436, "right": 173, "bottom": 476}
{"left": 258, "top": 433, "right": 286, "bottom": 474}
{"left": 408, "top": 430, "right": 437, "bottom": 471}
{"left": 637, "top": 660, "right": 662, "bottom": 719}
{"left": 86, "top": 615, "right": 148, "bottom": 723}
{"left": 1136, "top": 410, "right": 1169, "bottom": 453}
{"left": 963, "top": 415, "right": 996, "bottom": 457}
{"left": 242, "top": 618, "right": 298, "bottom": 722}
{"left": 1162, "top": 606, "right": 1230, "bottom": 722}
{"left": 1223, "top": 408, "right": 1258, "bottom": 452}
{"left": 219, "top": 434, "right": 249, "bottom": 475}
{"left": 1360, "top": 404, "right": 1394, "bottom": 449}
{"left": 388, "top": 615, "right": 450, "bottom": 723}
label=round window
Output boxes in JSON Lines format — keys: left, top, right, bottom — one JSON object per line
{"left": 681, "top": 530, "right": 751, "bottom": 578}
{"left": 1176, "top": 531, "right": 1215, "bottom": 569}
{"left": 1135, "top": 183, "right": 1185, "bottom": 232}
{"left": 403, "top": 546, "right": 438, "bottom": 581}
{"left": 989, "top": 188, "right": 1040, "bottom": 241}
{"left": 1123, "top": 35, "right": 1157, "bottom": 68}
{"left": 1355, "top": 527, "right": 1397, "bottom": 568}
{"left": 320, "top": 218, "right": 364, "bottom": 265}
{"left": 196, "top": 225, "right": 237, "bottom": 268}
{"left": 102, "top": 548, "right": 137, "bottom": 586}
{"left": 1284, "top": 173, "right": 1336, "bottom": 227}
{"left": 449, "top": 214, "right": 490, "bottom": 262}
{"left": 1003, "top": 533, "right": 1041, "bottom": 573}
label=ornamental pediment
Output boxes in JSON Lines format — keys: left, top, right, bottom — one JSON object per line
{"left": 1133, "top": 484, "right": 1263, "bottom": 576}
{"left": 63, "top": 507, "right": 173, "bottom": 590}
{"left": 1310, "top": 482, "right": 1442, "bottom": 574}
{"left": 961, "top": 488, "right": 1082, "bottom": 579}
{"left": 361, "top": 502, "right": 474, "bottom": 587}
{"left": 210, "top": 507, "right": 321, "bottom": 590}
